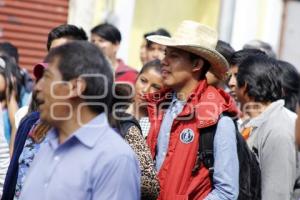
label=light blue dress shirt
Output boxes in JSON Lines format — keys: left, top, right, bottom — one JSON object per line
{"left": 155, "top": 94, "right": 239, "bottom": 199}
{"left": 204, "top": 116, "right": 239, "bottom": 200}
{"left": 19, "top": 113, "right": 141, "bottom": 200}
{"left": 155, "top": 95, "right": 185, "bottom": 171}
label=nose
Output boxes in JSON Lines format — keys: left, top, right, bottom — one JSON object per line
{"left": 98, "top": 43, "right": 105, "bottom": 50}
{"left": 152, "top": 50, "right": 161, "bottom": 59}
{"left": 34, "top": 78, "right": 43, "bottom": 93}
{"left": 141, "top": 84, "right": 151, "bottom": 94}
{"left": 228, "top": 74, "right": 236, "bottom": 88}
{"left": 161, "top": 56, "right": 168, "bottom": 67}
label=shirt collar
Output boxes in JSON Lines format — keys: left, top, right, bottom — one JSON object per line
{"left": 171, "top": 93, "right": 186, "bottom": 105}
{"left": 47, "top": 113, "right": 110, "bottom": 149}
{"left": 246, "top": 99, "right": 285, "bottom": 128}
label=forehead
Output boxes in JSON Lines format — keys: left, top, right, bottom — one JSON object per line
{"left": 50, "top": 37, "right": 70, "bottom": 50}
{"left": 166, "top": 47, "right": 190, "bottom": 55}
{"left": 229, "top": 65, "right": 238, "bottom": 73}
{"left": 91, "top": 34, "right": 107, "bottom": 41}
{"left": 45, "top": 57, "right": 61, "bottom": 74}
{"left": 149, "top": 43, "right": 165, "bottom": 49}
{"left": 140, "top": 67, "right": 161, "bottom": 77}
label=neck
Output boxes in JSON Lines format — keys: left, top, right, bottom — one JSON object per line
{"left": 0, "top": 100, "right": 6, "bottom": 109}
{"left": 174, "top": 78, "right": 200, "bottom": 101}
{"left": 126, "top": 102, "right": 148, "bottom": 120}
{"left": 56, "top": 106, "right": 98, "bottom": 144}
{"left": 110, "top": 57, "right": 118, "bottom": 70}
{"left": 243, "top": 101, "right": 271, "bottom": 118}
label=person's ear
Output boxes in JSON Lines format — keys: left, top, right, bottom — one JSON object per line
{"left": 192, "top": 58, "right": 204, "bottom": 73}
{"left": 69, "top": 77, "right": 87, "bottom": 98}
{"left": 241, "top": 82, "right": 248, "bottom": 95}
{"left": 113, "top": 42, "right": 120, "bottom": 54}
{"left": 240, "top": 82, "right": 251, "bottom": 102}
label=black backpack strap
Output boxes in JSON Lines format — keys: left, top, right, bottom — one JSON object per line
{"left": 192, "top": 123, "right": 217, "bottom": 180}
{"left": 115, "top": 111, "right": 142, "bottom": 137}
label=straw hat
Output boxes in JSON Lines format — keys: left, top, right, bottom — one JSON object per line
{"left": 147, "top": 20, "right": 229, "bottom": 80}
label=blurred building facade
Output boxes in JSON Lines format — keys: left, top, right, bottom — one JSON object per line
{"left": 0, "top": 0, "right": 69, "bottom": 72}
{"left": 65, "top": 0, "right": 300, "bottom": 70}
{"left": 0, "top": 0, "right": 299, "bottom": 72}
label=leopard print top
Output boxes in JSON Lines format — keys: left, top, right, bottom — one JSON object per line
{"left": 125, "top": 126, "right": 160, "bottom": 200}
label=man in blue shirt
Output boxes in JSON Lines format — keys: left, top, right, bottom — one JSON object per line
{"left": 19, "top": 41, "right": 140, "bottom": 200}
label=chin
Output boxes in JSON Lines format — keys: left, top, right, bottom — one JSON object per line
{"left": 39, "top": 113, "right": 49, "bottom": 123}
{"left": 163, "top": 79, "right": 173, "bottom": 87}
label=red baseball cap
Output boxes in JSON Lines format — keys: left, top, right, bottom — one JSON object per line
{"left": 33, "top": 63, "right": 48, "bottom": 80}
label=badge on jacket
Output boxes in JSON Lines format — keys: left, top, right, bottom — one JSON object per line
{"left": 180, "top": 128, "right": 195, "bottom": 144}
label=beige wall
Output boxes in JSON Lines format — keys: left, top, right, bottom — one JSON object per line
{"left": 69, "top": 0, "right": 221, "bottom": 69}
{"left": 128, "top": 0, "right": 221, "bottom": 69}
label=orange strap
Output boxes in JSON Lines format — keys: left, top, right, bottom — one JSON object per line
{"left": 241, "top": 127, "right": 252, "bottom": 140}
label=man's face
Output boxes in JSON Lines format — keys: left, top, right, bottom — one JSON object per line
{"left": 235, "top": 79, "right": 250, "bottom": 111}
{"left": 161, "top": 47, "right": 195, "bottom": 89}
{"left": 228, "top": 65, "right": 238, "bottom": 101}
{"left": 206, "top": 71, "right": 219, "bottom": 86}
{"left": 140, "top": 39, "right": 148, "bottom": 65}
{"left": 146, "top": 43, "right": 166, "bottom": 62}
{"left": 34, "top": 58, "right": 72, "bottom": 124}
{"left": 295, "top": 106, "right": 300, "bottom": 150}
{"left": 91, "top": 34, "right": 119, "bottom": 61}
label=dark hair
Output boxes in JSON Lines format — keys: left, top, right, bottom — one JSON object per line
{"left": 139, "top": 59, "right": 162, "bottom": 75}
{"left": 91, "top": 23, "right": 121, "bottom": 44}
{"left": 237, "top": 54, "right": 282, "bottom": 103}
{"left": 243, "top": 40, "right": 276, "bottom": 58}
{"left": 0, "top": 55, "right": 23, "bottom": 103}
{"left": 298, "top": 82, "right": 300, "bottom": 106}
{"left": 277, "top": 60, "right": 300, "bottom": 112}
{"left": 230, "top": 49, "right": 266, "bottom": 67}
{"left": 0, "top": 42, "right": 33, "bottom": 92}
{"left": 45, "top": 41, "right": 114, "bottom": 114}
{"left": 0, "top": 42, "right": 19, "bottom": 63}
{"left": 216, "top": 40, "right": 235, "bottom": 63}
{"left": 144, "top": 28, "right": 171, "bottom": 48}
{"left": 47, "top": 24, "right": 88, "bottom": 50}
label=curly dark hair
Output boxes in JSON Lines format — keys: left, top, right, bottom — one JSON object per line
{"left": 237, "top": 54, "right": 282, "bottom": 103}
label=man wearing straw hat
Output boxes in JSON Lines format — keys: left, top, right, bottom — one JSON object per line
{"left": 146, "top": 21, "right": 239, "bottom": 199}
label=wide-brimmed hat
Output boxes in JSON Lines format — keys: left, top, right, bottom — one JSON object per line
{"left": 147, "top": 20, "right": 229, "bottom": 80}
{"left": 33, "top": 63, "right": 48, "bottom": 80}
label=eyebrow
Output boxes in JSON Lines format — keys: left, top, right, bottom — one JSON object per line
{"left": 152, "top": 83, "right": 161, "bottom": 88}
{"left": 166, "top": 48, "right": 179, "bottom": 54}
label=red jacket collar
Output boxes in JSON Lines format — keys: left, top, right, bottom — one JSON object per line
{"left": 146, "top": 80, "right": 239, "bottom": 128}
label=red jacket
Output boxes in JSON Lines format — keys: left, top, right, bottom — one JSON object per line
{"left": 146, "top": 80, "right": 238, "bottom": 200}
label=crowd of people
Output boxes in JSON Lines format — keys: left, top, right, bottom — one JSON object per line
{"left": 0, "top": 19, "right": 300, "bottom": 200}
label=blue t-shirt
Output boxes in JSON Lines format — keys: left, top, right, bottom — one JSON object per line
{"left": 3, "top": 86, "right": 31, "bottom": 143}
